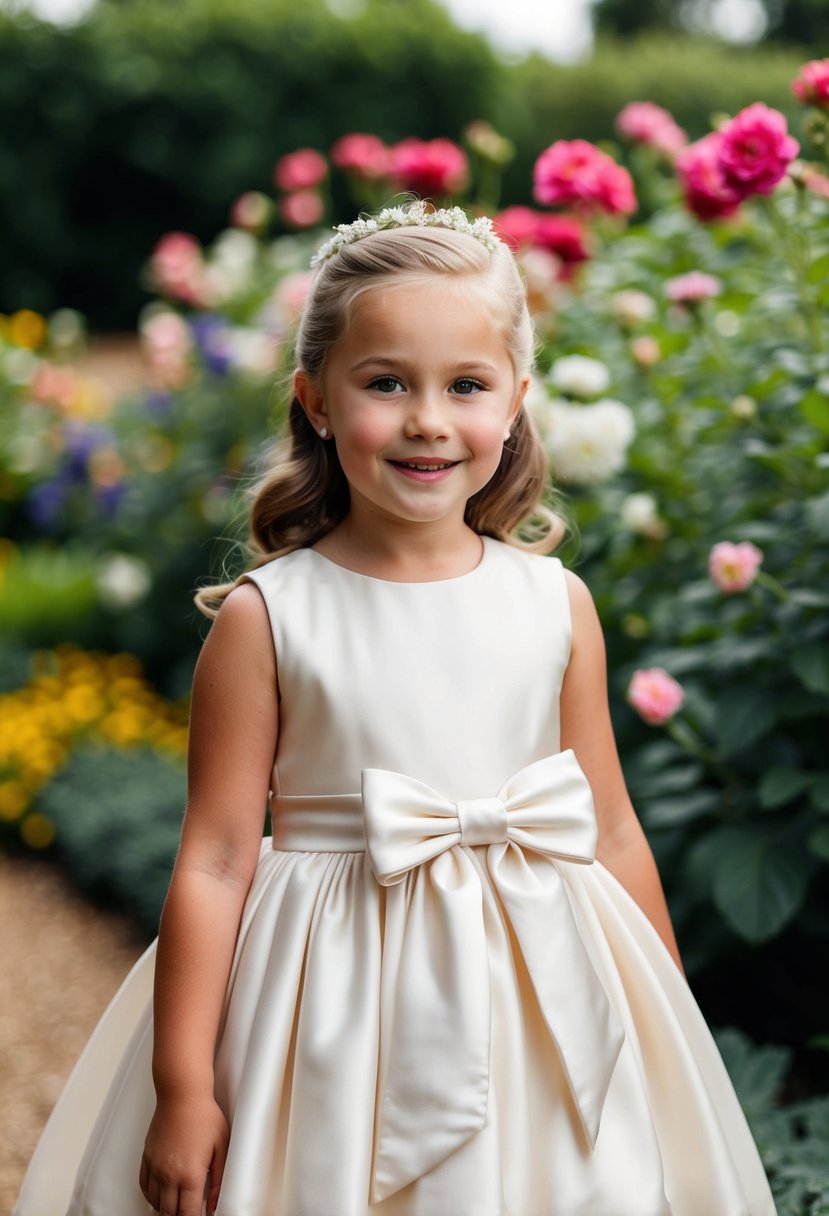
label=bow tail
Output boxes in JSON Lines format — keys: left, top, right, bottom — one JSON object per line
{"left": 372, "top": 850, "right": 491, "bottom": 1202}
{"left": 490, "top": 844, "right": 624, "bottom": 1147}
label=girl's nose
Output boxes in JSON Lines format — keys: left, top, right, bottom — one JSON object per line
{"left": 403, "top": 392, "right": 450, "bottom": 440}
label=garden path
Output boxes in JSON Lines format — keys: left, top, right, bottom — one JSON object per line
{"left": 0, "top": 856, "right": 144, "bottom": 1212}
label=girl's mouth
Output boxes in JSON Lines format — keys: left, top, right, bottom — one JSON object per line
{"left": 389, "top": 459, "right": 460, "bottom": 481}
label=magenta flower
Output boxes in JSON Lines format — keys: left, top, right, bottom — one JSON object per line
{"left": 533, "top": 139, "right": 637, "bottom": 215}
{"left": 150, "top": 232, "right": 210, "bottom": 307}
{"left": 493, "top": 206, "right": 589, "bottom": 267}
{"left": 616, "top": 101, "right": 688, "bottom": 158}
{"left": 717, "top": 103, "right": 800, "bottom": 199}
{"left": 274, "top": 148, "right": 328, "bottom": 192}
{"left": 280, "top": 190, "right": 324, "bottom": 229}
{"left": 708, "top": 541, "right": 764, "bottom": 593}
{"left": 330, "top": 133, "right": 391, "bottom": 181}
{"left": 627, "top": 668, "right": 685, "bottom": 726}
{"left": 675, "top": 132, "right": 742, "bottom": 222}
{"left": 792, "top": 59, "right": 829, "bottom": 108}
{"left": 388, "top": 138, "right": 468, "bottom": 196}
{"left": 664, "top": 271, "right": 723, "bottom": 304}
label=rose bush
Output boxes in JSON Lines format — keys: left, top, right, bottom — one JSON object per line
{"left": 3, "top": 78, "right": 829, "bottom": 1169}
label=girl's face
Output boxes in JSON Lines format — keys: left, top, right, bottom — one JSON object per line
{"left": 296, "top": 279, "right": 528, "bottom": 535}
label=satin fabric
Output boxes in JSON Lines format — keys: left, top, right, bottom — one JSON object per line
{"left": 15, "top": 540, "right": 777, "bottom": 1216}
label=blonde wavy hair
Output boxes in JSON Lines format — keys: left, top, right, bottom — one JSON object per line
{"left": 195, "top": 222, "right": 565, "bottom": 616}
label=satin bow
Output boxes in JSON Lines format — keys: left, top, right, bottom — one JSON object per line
{"left": 362, "top": 750, "right": 624, "bottom": 1202}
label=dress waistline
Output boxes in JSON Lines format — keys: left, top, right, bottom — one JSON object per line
{"left": 271, "top": 794, "right": 366, "bottom": 852}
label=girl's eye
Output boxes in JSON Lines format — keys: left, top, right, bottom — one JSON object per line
{"left": 368, "top": 376, "right": 404, "bottom": 394}
{"left": 451, "top": 378, "right": 485, "bottom": 395}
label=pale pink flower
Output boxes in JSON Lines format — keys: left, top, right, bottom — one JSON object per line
{"left": 800, "top": 164, "right": 829, "bottom": 200}
{"left": 628, "top": 668, "right": 685, "bottom": 726}
{"left": 273, "top": 270, "right": 314, "bottom": 322}
{"left": 150, "top": 232, "right": 210, "bottom": 306}
{"left": 274, "top": 148, "right": 328, "bottom": 192}
{"left": 534, "top": 139, "right": 637, "bottom": 215}
{"left": 388, "top": 137, "right": 468, "bottom": 196}
{"left": 141, "top": 309, "right": 194, "bottom": 391}
{"left": 616, "top": 101, "right": 688, "bottom": 158}
{"left": 708, "top": 541, "right": 764, "bottom": 593}
{"left": 281, "top": 190, "right": 324, "bottom": 229}
{"left": 664, "top": 271, "right": 722, "bottom": 304}
{"left": 717, "top": 103, "right": 799, "bottom": 199}
{"left": 330, "top": 133, "right": 391, "bottom": 180}
{"left": 792, "top": 59, "right": 829, "bottom": 108}
{"left": 676, "top": 132, "right": 742, "bottom": 221}
{"left": 230, "top": 191, "right": 270, "bottom": 232}
{"left": 630, "top": 335, "right": 661, "bottom": 367}
{"left": 29, "top": 362, "right": 78, "bottom": 410}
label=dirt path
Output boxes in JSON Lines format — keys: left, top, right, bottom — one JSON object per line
{"left": 0, "top": 856, "right": 145, "bottom": 1212}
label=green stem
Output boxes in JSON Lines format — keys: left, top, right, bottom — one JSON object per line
{"left": 761, "top": 195, "right": 825, "bottom": 352}
{"left": 755, "top": 570, "right": 789, "bottom": 602}
{"left": 665, "top": 718, "right": 718, "bottom": 765}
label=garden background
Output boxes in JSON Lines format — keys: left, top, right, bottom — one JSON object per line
{"left": 2, "top": 0, "right": 829, "bottom": 1210}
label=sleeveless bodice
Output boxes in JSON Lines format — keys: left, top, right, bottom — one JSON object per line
{"left": 245, "top": 537, "right": 571, "bottom": 801}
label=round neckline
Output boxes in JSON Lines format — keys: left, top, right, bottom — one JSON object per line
{"left": 305, "top": 535, "right": 493, "bottom": 586}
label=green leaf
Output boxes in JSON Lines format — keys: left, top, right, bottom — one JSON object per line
{"left": 713, "top": 1028, "right": 789, "bottom": 1117}
{"left": 758, "top": 767, "right": 813, "bottom": 810}
{"left": 806, "top": 491, "right": 829, "bottom": 541}
{"left": 791, "top": 644, "right": 829, "bottom": 696}
{"left": 799, "top": 388, "right": 829, "bottom": 434}
{"left": 808, "top": 825, "right": 829, "bottom": 862}
{"left": 715, "top": 689, "right": 777, "bottom": 758}
{"left": 710, "top": 828, "right": 808, "bottom": 942}
{"left": 641, "top": 789, "right": 720, "bottom": 828}
{"left": 811, "top": 775, "right": 829, "bottom": 812}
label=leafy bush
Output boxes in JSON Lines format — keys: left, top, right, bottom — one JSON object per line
{"left": 36, "top": 744, "right": 186, "bottom": 934}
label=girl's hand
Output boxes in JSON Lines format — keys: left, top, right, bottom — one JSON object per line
{"left": 139, "top": 1094, "right": 229, "bottom": 1216}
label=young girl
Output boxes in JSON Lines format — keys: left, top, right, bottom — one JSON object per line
{"left": 16, "top": 202, "right": 776, "bottom": 1216}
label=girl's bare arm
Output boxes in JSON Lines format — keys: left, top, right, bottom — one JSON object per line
{"left": 140, "top": 582, "right": 277, "bottom": 1216}
{"left": 559, "top": 571, "right": 684, "bottom": 974}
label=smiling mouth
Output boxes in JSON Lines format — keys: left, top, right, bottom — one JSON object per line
{"left": 391, "top": 459, "right": 459, "bottom": 471}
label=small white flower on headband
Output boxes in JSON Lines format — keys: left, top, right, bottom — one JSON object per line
{"left": 310, "top": 201, "right": 502, "bottom": 266}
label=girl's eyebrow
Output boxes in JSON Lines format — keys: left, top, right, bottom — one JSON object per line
{"left": 348, "top": 357, "right": 500, "bottom": 374}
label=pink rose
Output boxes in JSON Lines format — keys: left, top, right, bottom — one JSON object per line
{"left": 792, "top": 59, "right": 829, "bottom": 108}
{"left": 388, "top": 138, "right": 468, "bottom": 196}
{"left": 664, "top": 271, "right": 722, "bottom": 304}
{"left": 675, "top": 132, "right": 742, "bottom": 222}
{"left": 616, "top": 101, "right": 688, "bottom": 158}
{"left": 533, "top": 140, "right": 636, "bottom": 215}
{"left": 717, "top": 103, "right": 799, "bottom": 199}
{"left": 230, "top": 191, "right": 270, "bottom": 232}
{"left": 281, "top": 190, "right": 324, "bottom": 229}
{"left": 274, "top": 148, "right": 328, "bottom": 192}
{"left": 708, "top": 541, "right": 764, "bottom": 593}
{"left": 628, "top": 668, "right": 685, "bottom": 726}
{"left": 493, "top": 207, "right": 589, "bottom": 267}
{"left": 630, "top": 335, "right": 661, "bottom": 367}
{"left": 330, "top": 133, "right": 391, "bottom": 181}
{"left": 150, "top": 232, "right": 210, "bottom": 306}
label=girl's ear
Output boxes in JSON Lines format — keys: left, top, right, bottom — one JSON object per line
{"left": 506, "top": 375, "right": 530, "bottom": 434}
{"left": 294, "top": 370, "right": 330, "bottom": 438}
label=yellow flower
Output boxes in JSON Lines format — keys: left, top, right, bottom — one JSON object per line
{"left": 20, "top": 813, "right": 55, "bottom": 849}
{"left": 0, "top": 782, "right": 28, "bottom": 821}
{"left": 10, "top": 309, "right": 47, "bottom": 350}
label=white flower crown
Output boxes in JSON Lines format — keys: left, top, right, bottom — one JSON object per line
{"left": 310, "top": 201, "right": 502, "bottom": 267}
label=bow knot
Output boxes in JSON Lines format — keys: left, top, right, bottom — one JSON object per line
{"left": 361, "top": 751, "right": 625, "bottom": 1202}
{"left": 456, "top": 796, "right": 507, "bottom": 846}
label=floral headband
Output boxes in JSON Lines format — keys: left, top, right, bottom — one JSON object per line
{"left": 310, "top": 200, "right": 502, "bottom": 267}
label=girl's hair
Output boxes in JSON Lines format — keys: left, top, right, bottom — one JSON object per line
{"left": 195, "top": 223, "right": 566, "bottom": 616}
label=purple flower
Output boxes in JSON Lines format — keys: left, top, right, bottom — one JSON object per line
{"left": 189, "top": 314, "right": 233, "bottom": 377}
{"left": 27, "top": 477, "right": 70, "bottom": 529}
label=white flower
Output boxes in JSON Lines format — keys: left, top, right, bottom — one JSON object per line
{"left": 97, "top": 554, "right": 152, "bottom": 609}
{"left": 538, "top": 399, "right": 635, "bottom": 485}
{"left": 621, "top": 492, "right": 666, "bottom": 539}
{"left": 611, "top": 289, "right": 656, "bottom": 325}
{"left": 549, "top": 355, "right": 611, "bottom": 401}
{"left": 227, "top": 327, "right": 279, "bottom": 377}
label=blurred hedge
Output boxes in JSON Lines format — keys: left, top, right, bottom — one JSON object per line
{"left": 0, "top": 0, "right": 806, "bottom": 329}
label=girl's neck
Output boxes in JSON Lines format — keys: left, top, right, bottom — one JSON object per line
{"left": 312, "top": 515, "right": 484, "bottom": 583}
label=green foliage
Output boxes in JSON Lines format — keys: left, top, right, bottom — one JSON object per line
{"left": 716, "top": 1029, "right": 829, "bottom": 1214}
{"left": 36, "top": 743, "right": 186, "bottom": 933}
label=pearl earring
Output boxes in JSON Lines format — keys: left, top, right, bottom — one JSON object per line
{"left": 319, "top": 426, "right": 328, "bottom": 439}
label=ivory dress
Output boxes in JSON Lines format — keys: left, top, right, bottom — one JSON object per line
{"left": 16, "top": 538, "right": 777, "bottom": 1216}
